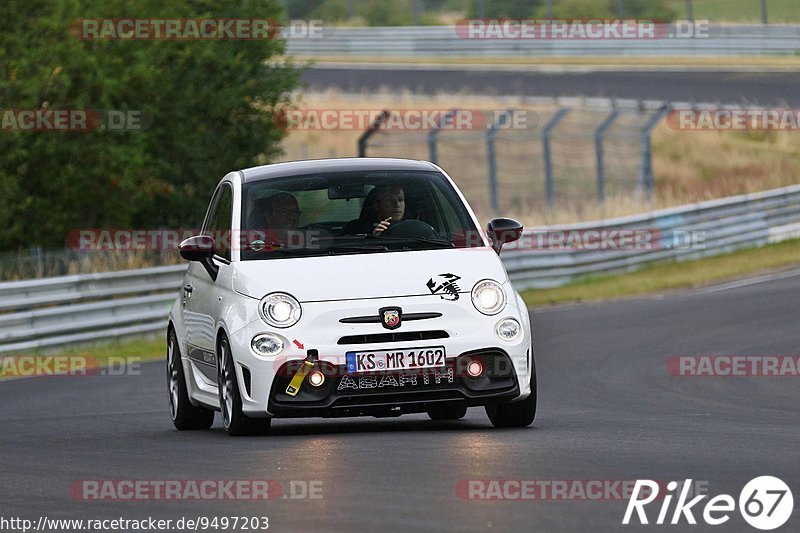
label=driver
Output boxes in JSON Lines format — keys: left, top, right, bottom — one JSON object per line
{"left": 343, "top": 185, "right": 405, "bottom": 236}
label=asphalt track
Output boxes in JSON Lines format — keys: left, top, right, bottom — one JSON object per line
{"left": 1, "top": 272, "right": 798, "bottom": 532}
{"left": 301, "top": 66, "right": 800, "bottom": 106}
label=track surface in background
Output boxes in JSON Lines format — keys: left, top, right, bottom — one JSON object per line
{"left": 302, "top": 67, "right": 800, "bottom": 106}
{"left": 1, "top": 274, "right": 798, "bottom": 531}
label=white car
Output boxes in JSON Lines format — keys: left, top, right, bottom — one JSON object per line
{"left": 167, "top": 158, "right": 536, "bottom": 435}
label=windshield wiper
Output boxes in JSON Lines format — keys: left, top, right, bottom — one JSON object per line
{"left": 372, "top": 236, "right": 455, "bottom": 248}
{"left": 327, "top": 244, "right": 389, "bottom": 254}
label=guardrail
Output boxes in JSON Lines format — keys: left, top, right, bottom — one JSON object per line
{"left": 1, "top": 185, "right": 799, "bottom": 352}
{"left": 286, "top": 24, "right": 800, "bottom": 56}
{"left": 0, "top": 265, "right": 186, "bottom": 353}
{"left": 503, "top": 184, "right": 800, "bottom": 288}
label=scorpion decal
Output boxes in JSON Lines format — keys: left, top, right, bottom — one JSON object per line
{"left": 426, "top": 273, "right": 462, "bottom": 301}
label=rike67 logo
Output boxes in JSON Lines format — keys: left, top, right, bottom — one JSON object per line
{"left": 623, "top": 477, "right": 793, "bottom": 530}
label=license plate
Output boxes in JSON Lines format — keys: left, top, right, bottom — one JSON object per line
{"left": 346, "top": 346, "right": 446, "bottom": 373}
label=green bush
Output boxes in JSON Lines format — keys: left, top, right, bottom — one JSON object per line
{"left": 0, "top": 0, "right": 299, "bottom": 250}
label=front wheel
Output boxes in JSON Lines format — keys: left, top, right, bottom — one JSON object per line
{"left": 218, "top": 335, "right": 271, "bottom": 436}
{"left": 485, "top": 356, "right": 537, "bottom": 428}
{"left": 167, "top": 330, "right": 214, "bottom": 430}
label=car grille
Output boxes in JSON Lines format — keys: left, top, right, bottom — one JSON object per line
{"left": 337, "top": 330, "right": 450, "bottom": 345}
{"left": 339, "top": 312, "right": 442, "bottom": 324}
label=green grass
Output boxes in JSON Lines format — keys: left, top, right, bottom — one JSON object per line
{"left": 1, "top": 337, "right": 164, "bottom": 381}
{"left": 666, "top": 0, "right": 800, "bottom": 23}
{"left": 57, "top": 337, "right": 165, "bottom": 363}
{"left": 521, "top": 237, "right": 800, "bottom": 306}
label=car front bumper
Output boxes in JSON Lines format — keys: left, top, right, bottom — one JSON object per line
{"left": 227, "top": 292, "right": 533, "bottom": 418}
{"left": 267, "top": 348, "right": 520, "bottom": 418}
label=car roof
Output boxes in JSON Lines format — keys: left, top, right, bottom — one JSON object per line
{"left": 239, "top": 158, "right": 438, "bottom": 184}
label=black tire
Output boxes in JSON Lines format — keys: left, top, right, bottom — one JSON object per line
{"left": 167, "top": 329, "right": 214, "bottom": 430}
{"left": 217, "top": 335, "right": 272, "bottom": 436}
{"left": 427, "top": 404, "right": 468, "bottom": 420}
{"left": 485, "top": 353, "right": 537, "bottom": 428}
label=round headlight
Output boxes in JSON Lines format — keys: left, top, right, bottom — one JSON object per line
{"left": 259, "top": 292, "right": 302, "bottom": 328}
{"left": 495, "top": 318, "right": 521, "bottom": 342}
{"left": 471, "top": 280, "right": 506, "bottom": 315}
{"left": 251, "top": 333, "right": 284, "bottom": 357}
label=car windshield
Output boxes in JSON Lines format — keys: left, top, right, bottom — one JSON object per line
{"left": 240, "top": 169, "right": 483, "bottom": 260}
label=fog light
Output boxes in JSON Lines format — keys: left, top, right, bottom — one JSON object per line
{"left": 308, "top": 370, "right": 325, "bottom": 387}
{"left": 251, "top": 333, "right": 284, "bottom": 357}
{"left": 466, "top": 359, "right": 484, "bottom": 378}
{"left": 495, "top": 318, "right": 521, "bottom": 342}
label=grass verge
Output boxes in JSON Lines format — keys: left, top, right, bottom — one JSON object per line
{"left": 521, "top": 238, "right": 800, "bottom": 306}
{"left": 1, "top": 336, "right": 165, "bottom": 381}
{"left": 57, "top": 336, "right": 165, "bottom": 363}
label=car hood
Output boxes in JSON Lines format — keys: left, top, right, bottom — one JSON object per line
{"left": 232, "top": 247, "right": 507, "bottom": 302}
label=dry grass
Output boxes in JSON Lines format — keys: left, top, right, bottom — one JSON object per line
{"left": 291, "top": 55, "right": 800, "bottom": 70}
{"left": 278, "top": 90, "right": 800, "bottom": 225}
{"left": 0, "top": 250, "right": 181, "bottom": 281}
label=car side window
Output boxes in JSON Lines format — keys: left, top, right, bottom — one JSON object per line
{"left": 206, "top": 184, "right": 233, "bottom": 261}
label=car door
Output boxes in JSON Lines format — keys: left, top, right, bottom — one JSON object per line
{"left": 184, "top": 182, "right": 234, "bottom": 383}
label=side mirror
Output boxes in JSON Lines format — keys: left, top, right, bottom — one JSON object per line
{"left": 487, "top": 218, "right": 523, "bottom": 254}
{"left": 179, "top": 235, "right": 219, "bottom": 280}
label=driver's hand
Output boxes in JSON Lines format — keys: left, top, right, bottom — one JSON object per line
{"left": 372, "top": 217, "right": 392, "bottom": 236}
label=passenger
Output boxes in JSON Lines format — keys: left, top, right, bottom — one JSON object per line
{"left": 248, "top": 192, "right": 301, "bottom": 249}
{"left": 263, "top": 192, "right": 301, "bottom": 230}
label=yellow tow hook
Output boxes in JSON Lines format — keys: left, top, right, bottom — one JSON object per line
{"left": 285, "top": 350, "right": 318, "bottom": 397}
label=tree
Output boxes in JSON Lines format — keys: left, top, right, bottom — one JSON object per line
{"left": 0, "top": 0, "right": 299, "bottom": 250}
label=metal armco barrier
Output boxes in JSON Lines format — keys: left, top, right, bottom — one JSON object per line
{"left": 502, "top": 184, "right": 800, "bottom": 288}
{"left": 1, "top": 184, "right": 799, "bottom": 352}
{"left": 286, "top": 24, "right": 800, "bottom": 57}
{"left": 0, "top": 265, "right": 187, "bottom": 353}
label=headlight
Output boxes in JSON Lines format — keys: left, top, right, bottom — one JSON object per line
{"left": 495, "top": 318, "right": 521, "bottom": 342}
{"left": 251, "top": 333, "right": 284, "bottom": 357}
{"left": 259, "top": 292, "right": 302, "bottom": 328}
{"left": 471, "top": 279, "right": 506, "bottom": 315}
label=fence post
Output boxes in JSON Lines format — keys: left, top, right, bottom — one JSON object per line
{"left": 357, "top": 110, "right": 390, "bottom": 157}
{"left": 638, "top": 104, "right": 671, "bottom": 196}
{"left": 486, "top": 110, "right": 515, "bottom": 217}
{"left": 542, "top": 108, "right": 570, "bottom": 207}
{"left": 595, "top": 106, "right": 620, "bottom": 203}
{"left": 428, "top": 109, "right": 457, "bottom": 164}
